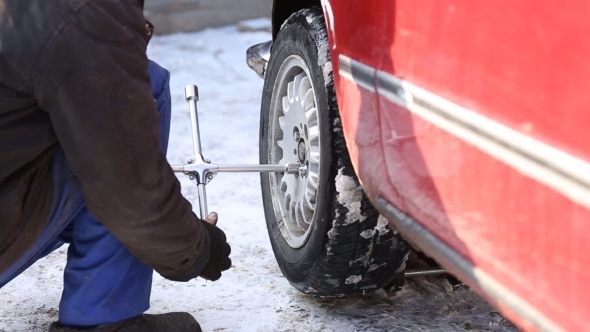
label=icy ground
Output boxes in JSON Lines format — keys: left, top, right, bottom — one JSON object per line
{"left": 0, "top": 20, "right": 518, "bottom": 332}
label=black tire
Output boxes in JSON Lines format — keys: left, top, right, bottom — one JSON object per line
{"left": 260, "top": 7, "right": 409, "bottom": 296}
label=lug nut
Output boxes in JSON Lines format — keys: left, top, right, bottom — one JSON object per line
{"left": 299, "top": 167, "right": 308, "bottom": 177}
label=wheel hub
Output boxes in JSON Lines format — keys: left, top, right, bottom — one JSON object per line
{"left": 298, "top": 140, "right": 307, "bottom": 163}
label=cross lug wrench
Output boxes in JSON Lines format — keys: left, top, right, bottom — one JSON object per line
{"left": 171, "top": 84, "right": 302, "bottom": 219}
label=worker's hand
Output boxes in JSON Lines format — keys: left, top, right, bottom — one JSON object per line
{"left": 204, "top": 212, "right": 219, "bottom": 226}
{"left": 199, "top": 212, "right": 232, "bottom": 281}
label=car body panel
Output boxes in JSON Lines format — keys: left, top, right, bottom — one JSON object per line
{"left": 321, "top": 0, "right": 590, "bottom": 331}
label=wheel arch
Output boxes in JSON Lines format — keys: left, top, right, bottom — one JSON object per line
{"left": 271, "top": 0, "right": 322, "bottom": 40}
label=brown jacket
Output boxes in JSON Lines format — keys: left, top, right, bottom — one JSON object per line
{"left": 0, "top": 0, "right": 208, "bottom": 279}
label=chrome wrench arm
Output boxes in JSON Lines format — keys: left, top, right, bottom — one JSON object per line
{"left": 170, "top": 85, "right": 300, "bottom": 219}
{"left": 184, "top": 85, "right": 209, "bottom": 218}
{"left": 172, "top": 163, "right": 298, "bottom": 174}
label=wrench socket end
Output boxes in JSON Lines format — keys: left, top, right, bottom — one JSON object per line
{"left": 185, "top": 85, "right": 199, "bottom": 101}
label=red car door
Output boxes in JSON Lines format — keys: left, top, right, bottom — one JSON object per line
{"left": 327, "top": 0, "right": 590, "bottom": 331}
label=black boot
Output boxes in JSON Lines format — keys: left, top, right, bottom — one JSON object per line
{"left": 48, "top": 312, "right": 201, "bottom": 332}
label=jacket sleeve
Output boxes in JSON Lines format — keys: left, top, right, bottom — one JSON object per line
{"left": 32, "top": 0, "right": 209, "bottom": 279}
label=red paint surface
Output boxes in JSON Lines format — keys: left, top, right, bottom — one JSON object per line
{"left": 321, "top": 0, "right": 590, "bottom": 331}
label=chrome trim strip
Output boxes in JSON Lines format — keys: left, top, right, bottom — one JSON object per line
{"left": 375, "top": 196, "right": 564, "bottom": 332}
{"left": 338, "top": 54, "right": 590, "bottom": 210}
{"left": 338, "top": 54, "right": 375, "bottom": 92}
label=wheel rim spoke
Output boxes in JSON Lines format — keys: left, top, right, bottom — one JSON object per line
{"left": 308, "top": 126, "right": 319, "bottom": 144}
{"left": 308, "top": 150, "right": 320, "bottom": 163}
{"left": 303, "top": 88, "right": 315, "bottom": 111}
{"left": 304, "top": 189, "right": 315, "bottom": 211}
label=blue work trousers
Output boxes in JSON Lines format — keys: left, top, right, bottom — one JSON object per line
{"left": 0, "top": 60, "right": 172, "bottom": 326}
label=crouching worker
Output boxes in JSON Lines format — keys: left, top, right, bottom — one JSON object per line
{"left": 0, "top": 0, "right": 231, "bottom": 331}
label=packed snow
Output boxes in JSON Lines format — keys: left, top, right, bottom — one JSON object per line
{"left": 0, "top": 20, "right": 518, "bottom": 332}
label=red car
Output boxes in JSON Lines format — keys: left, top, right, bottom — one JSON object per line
{"left": 246, "top": 1, "right": 590, "bottom": 331}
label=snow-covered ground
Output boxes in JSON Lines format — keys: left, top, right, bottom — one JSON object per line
{"left": 0, "top": 20, "right": 518, "bottom": 332}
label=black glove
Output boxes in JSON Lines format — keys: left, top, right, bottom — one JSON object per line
{"left": 165, "top": 216, "right": 231, "bottom": 282}
{"left": 198, "top": 219, "right": 232, "bottom": 281}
